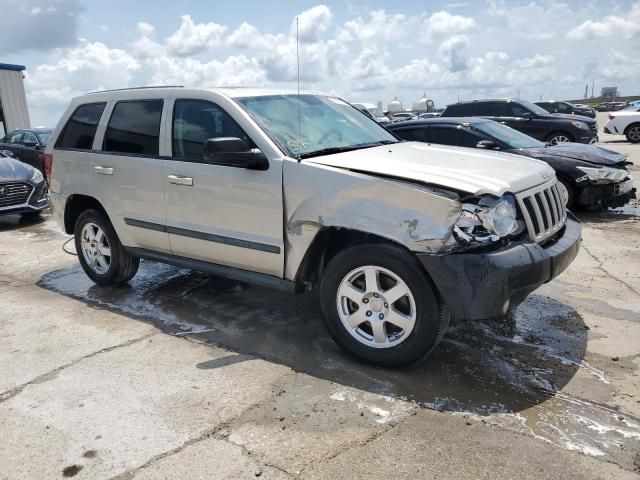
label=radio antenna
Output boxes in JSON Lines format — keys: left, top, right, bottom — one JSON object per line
{"left": 296, "top": 17, "right": 302, "bottom": 162}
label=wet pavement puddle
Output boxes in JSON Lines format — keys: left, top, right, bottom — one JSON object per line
{"left": 39, "top": 261, "right": 640, "bottom": 471}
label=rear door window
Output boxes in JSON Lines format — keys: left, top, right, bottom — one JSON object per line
{"left": 172, "top": 99, "right": 252, "bottom": 161}
{"left": 22, "top": 132, "right": 38, "bottom": 146}
{"left": 57, "top": 103, "right": 106, "bottom": 150}
{"left": 103, "top": 100, "right": 163, "bottom": 156}
{"left": 475, "top": 102, "right": 506, "bottom": 116}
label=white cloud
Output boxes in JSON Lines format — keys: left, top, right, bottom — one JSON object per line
{"left": 567, "top": 3, "right": 640, "bottom": 40}
{"left": 227, "top": 22, "right": 286, "bottom": 51}
{"left": 131, "top": 22, "right": 163, "bottom": 59}
{"left": 438, "top": 35, "right": 470, "bottom": 72}
{"left": 165, "top": 14, "right": 227, "bottom": 56}
{"left": 293, "top": 5, "right": 332, "bottom": 43}
{"left": 424, "top": 11, "right": 475, "bottom": 38}
{"left": 488, "top": 0, "right": 573, "bottom": 40}
{"left": 336, "top": 10, "right": 408, "bottom": 43}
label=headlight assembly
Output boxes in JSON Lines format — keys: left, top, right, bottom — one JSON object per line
{"left": 30, "top": 168, "right": 44, "bottom": 184}
{"left": 576, "top": 166, "right": 627, "bottom": 183}
{"left": 571, "top": 121, "right": 589, "bottom": 130}
{"left": 454, "top": 195, "right": 521, "bottom": 246}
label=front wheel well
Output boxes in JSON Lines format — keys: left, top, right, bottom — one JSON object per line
{"left": 545, "top": 130, "right": 574, "bottom": 142}
{"left": 63, "top": 195, "right": 109, "bottom": 234}
{"left": 295, "top": 227, "right": 414, "bottom": 286}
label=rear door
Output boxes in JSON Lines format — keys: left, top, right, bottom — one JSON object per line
{"left": 91, "top": 97, "right": 170, "bottom": 253}
{"left": 162, "top": 95, "right": 284, "bottom": 277}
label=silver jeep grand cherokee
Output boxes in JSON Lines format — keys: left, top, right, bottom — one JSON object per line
{"left": 46, "top": 87, "right": 581, "bottom": 367}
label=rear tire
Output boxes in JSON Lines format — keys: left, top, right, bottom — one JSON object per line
{"left": 625, "top": 123, "right": 640, "bottom": 143}
{"left": 319, "top": 243, "right": 449, "bottom": 367}
{"left": 546, "top": 131, "right": 574, "bottom": 144}
{"left": 74, "top": 209, "right": 139, "bottom": 285}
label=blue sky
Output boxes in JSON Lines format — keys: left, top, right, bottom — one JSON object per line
{"left": 1, "top": 0, "right": 639, "bottom": 126}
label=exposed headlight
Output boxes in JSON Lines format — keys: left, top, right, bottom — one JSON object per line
{"left": 576, "top": 166, "right": 627, "bottom": 183}
{"left": 571, "top": 121, "right": 589, "bottom": 130}
{"left": 30, "top": 168, "right": 44, "bottom": 184}
{"left": 454, "top": 195, "right": 520, "bottom": 245}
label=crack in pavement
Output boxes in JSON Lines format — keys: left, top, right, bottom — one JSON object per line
{"left": 111, "top": 376, "right": 296, "bottom": 480}
{"left": 0, "top": 332, "right": 157, "bottom": 404}
{"left": 582, "top": 244, "right": 640, "bottom": 298}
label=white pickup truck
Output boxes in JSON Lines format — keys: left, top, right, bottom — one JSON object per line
{"left": 46, "top": 87, "right": 581, "bottom": 366}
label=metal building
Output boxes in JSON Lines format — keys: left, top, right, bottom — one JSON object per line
{"left": 0, "top": 63, "right": 31, "bottom": 137}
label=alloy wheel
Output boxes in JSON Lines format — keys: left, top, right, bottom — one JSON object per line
{"left": 336, "top": 265, "right": 416, "bottom": 348}
{"left": 549, "top": 135, "right": 570, "bottom": 144}
{"left": 80, "top": 222, "right": 111, "bottom": 274}
{"left": 628, "top": 126, "right": 640, "bottom": 142}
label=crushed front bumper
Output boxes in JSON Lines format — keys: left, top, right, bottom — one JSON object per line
{"left": 578, "top": 178, "right": 636, "bottom": 209}
{"left": 418, "top": 216, "right": 582, "bottom": 321}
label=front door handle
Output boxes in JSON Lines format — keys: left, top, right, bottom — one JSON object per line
{"left": 168, "top": 175, "right": 193, "bottom": 186}
{"left": 94, "top": 166, "right": 114, "bottom": 175}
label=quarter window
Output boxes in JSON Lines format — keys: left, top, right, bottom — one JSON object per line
{"left": 395, "top": 128, "right": 429, "bottom": 142}
{"left": 104, "top": 100, "right": 163, "bottom": 156}
{"left": 57, "top": 103, "right": 106, "bottom": 150}
{"left": 172, "top": 99, "right": 252, "bottom": 161}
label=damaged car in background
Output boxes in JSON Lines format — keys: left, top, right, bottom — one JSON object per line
{"left": 47, "top": 87, "right": 581, "bottom": 367}
{"left": 0, "top": 149, "right": 49, "bottom": 217}
{"left": 389, "top": 117, "right": 636, "bottom": 210}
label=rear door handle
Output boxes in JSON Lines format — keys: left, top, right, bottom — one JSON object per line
{"left": 167, "top": 175, "right": 193, "bottom": 186}
{"left": 94, "top": 166, "right": 114, "bottom": 175}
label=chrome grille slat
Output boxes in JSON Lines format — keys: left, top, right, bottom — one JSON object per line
{"left": 0, "top": 182, "right": 33, "bottom": 209}
{"left": 516, "top": 179, "right": 567, "bottom": 243}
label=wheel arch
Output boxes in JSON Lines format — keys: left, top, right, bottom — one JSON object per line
{"left": 623, "top": 122, "right": 640, "bottom": 136}
{"left": 295, "top": 226, "right": 422, "bottom": 287}
{"left": 64, "top": 194, "right": 109, "bottom": 234}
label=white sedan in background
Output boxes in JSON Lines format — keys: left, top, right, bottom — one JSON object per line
{"left": 604, "top": 106, "right": 640, "bottom": 143}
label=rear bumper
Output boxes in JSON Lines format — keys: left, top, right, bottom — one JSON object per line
{"left": 418, "top": 216, "right": 582, "bottom": 321}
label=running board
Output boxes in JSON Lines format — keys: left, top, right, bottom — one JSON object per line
{"left": 126, "top": 248, "right": 303, "bottom": 293}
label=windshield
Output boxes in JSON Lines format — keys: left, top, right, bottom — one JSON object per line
{"left": 36, "top": 131, "right": 52, "bottom": 145}
{"left": 621, "top": 106, "right": 640, "bottom": 112}
{"left": 236, "top": 94, "right": 398, "bottom": 158}
{"left": 473, "top": 120, "right": 545, "bottom": 149}
{"left": 519, "top": 100, "right": 551, "bottom": 116}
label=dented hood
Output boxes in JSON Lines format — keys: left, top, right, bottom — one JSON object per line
{"left": 519, "top": 143, "right": 629, "bottom": 167}
{"left": 304, "top": 142, "right": 554, "bottom": 196}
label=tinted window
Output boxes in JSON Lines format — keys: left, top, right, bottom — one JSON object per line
{"left": 57, "top": 103, "right": 106, "bottom": 150}
{"left": 476, "top": 102, "right": 507, "bottom": 116}
{"left": 394, "top": 127, "right": 429, "bottom": 142}
{"left": 104, "top": 100, "right": 163, "bottom": 155}
{"left": 36, "top": 131, "right": 52, "bottom": 145}
{"left": 172, "top": 99, "right": 252, "bottom": 160}
{"left": 442, "top": 103, "right": 472, "bottom": 116}
{"left": 429, "top": 126, "right": 480, "bottom": 148}
{"left": 506, "top": 103, "right": 528, "bottom": 117}
{"left": 556, "top": 102, "right": 571, "bottom": 112}
{"left": 22, "top": 132, "right": 38, "bottom": 145}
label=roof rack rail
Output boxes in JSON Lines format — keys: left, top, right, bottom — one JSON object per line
{"left": 87, "top": 85, "right": 184, "bottom": 94}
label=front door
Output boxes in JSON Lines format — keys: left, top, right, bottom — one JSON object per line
{"left": 162, "top": 98, "right": 284, "bottom": 277}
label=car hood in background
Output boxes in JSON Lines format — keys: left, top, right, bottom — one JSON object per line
{"left": 0, "top": 155, "right": 35, "bottom": 182}
{"left": 519, "top": 143, "right": 630, "bottom": 167}
{"left": 304, "top": 142, "right": 554, "bottom": 197}
{"left": 548, "top": 113, "right": 596, "bottom": 123}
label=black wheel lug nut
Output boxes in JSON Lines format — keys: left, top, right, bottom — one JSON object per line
{"left": 366, "top": 311, "right": 372, "bottom": 317}
{"left": 363, "top": 298, "right": 369, "bottom": 304}
{"left": 379, "top": 313, "right": 384, "bottom": 320}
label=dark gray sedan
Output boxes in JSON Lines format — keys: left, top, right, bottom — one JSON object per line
{"left": 0, "top": 150, "right": 48, "bottom": 217}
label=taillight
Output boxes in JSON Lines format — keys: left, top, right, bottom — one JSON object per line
{"left": 44, "top": 153, "right": 53, "bottom": 183}
{"left": 608, "top": 113, "right": 615, "bottom": 120}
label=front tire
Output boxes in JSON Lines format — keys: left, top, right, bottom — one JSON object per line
{"left": 546, "top": 131, "right": 574, "bottom": 144}
{"left": 625, "top": 123, "right": 640, "bottom": 143}
{"left": 558, "top": 178, "right": 575, "bottom": 209}
{"left": 319, "top": 243, "right": 449, "bottom": 367}
{"left": 74, "top": 209, "right": 139, "bottom": 285}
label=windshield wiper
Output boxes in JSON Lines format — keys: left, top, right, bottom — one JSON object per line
{"left": 298, "top": 140, "right": 397, "bottom": 159}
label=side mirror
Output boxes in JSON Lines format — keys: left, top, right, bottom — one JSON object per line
{"left": 522, "top": 112, "right": 533, "bottom": 120}
{"left": 476, "top": 140, "right": 500, "bottom": 150}
{"left": 202, "top": 137, "right": 269, "bottom": 171}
